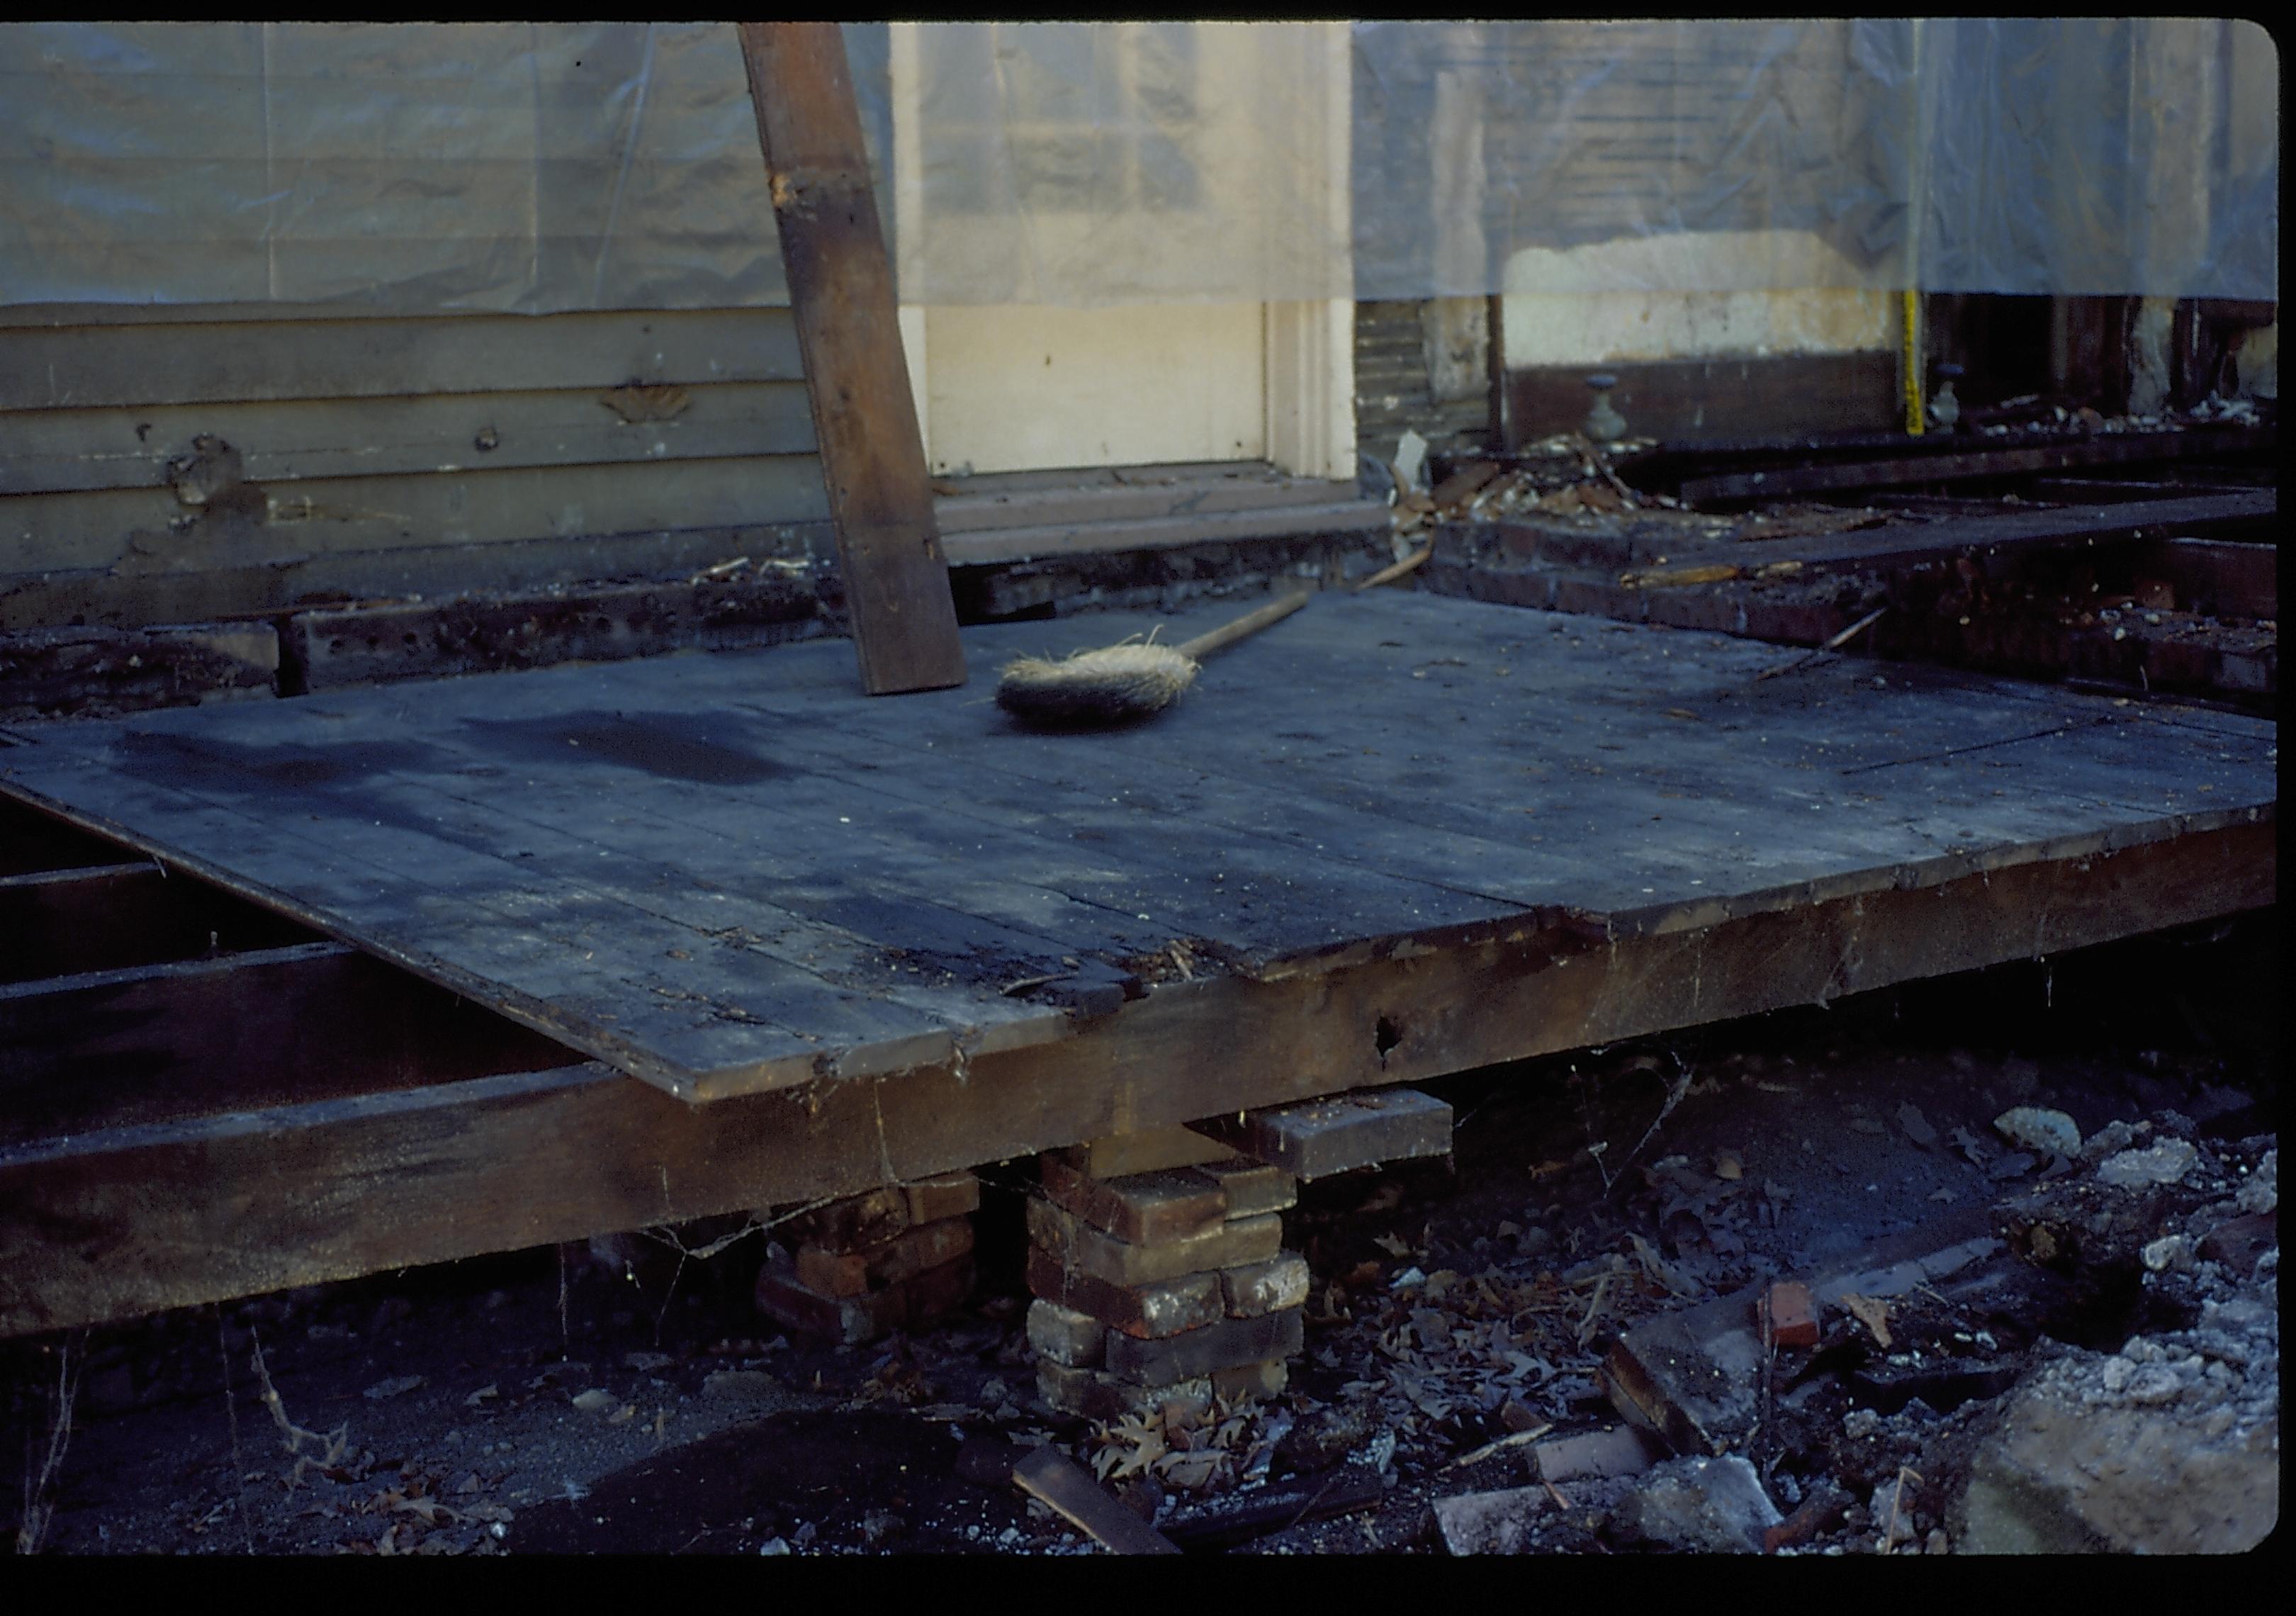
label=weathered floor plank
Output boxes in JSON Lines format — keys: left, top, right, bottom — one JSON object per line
{"left": 0, "top": 590, "right": 2275, "bottom": 1101}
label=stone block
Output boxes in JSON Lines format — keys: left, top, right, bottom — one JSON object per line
{"left": 1434, "top": 1487, "right": 1547, "bottom": 1555}
{"left": 1534, "top": 1425, "right": 1661, "bottom": 1484}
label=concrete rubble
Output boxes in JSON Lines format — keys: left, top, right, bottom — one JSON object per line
{"left": 1616, "top": 1454, "right": 1782, "bottom": 1553}
{"left": 1417, "top": 1088, "right": 2274, "bottom": 1556}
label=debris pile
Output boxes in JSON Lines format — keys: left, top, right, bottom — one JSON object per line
{"left": 1513, "top": 1111, "right": 2277, "bottom": 1554}
{"left": 1962, "top": 394, "right": 2267, "bottom": 436}
{"left": 755, "top": 1173, "right": 981, "bottom": 1346}
{"left": 1387, "top": 436, "right": 1672, "bottom": 543}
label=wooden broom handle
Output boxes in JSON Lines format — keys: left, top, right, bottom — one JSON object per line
{"left": 1175, "top": 590, "right": 1313, "bottom": 662}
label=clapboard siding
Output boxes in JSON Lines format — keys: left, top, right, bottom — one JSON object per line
{"left": 4, "top": 527, "right": 832, "bottom": 634}
{"left": 4, "top": 456, "right": 830, "bottom": 577}
{"left": 0, "top": 305, "right": 829, "bottom": 630}
{"left": 0, "top": 309, "right": 805, "bottom": 413}
{"left": 1, "top": 383, "right": 818, "bottom": 497}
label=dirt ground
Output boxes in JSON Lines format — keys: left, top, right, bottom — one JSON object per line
{"left": 4, "top": 911, "right": 2275, "bottom": 1556}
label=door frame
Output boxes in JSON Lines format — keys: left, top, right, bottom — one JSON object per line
{"left": 887, "top": 22, "right": 1354, "bottom": 482}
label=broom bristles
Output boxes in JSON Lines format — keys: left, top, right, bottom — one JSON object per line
{"left": 995, "top": 641, "right": 1198, "bottom": 725}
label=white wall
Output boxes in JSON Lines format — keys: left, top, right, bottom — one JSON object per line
{"left": 1499, "top": 230, "right": 1896, "bottom": 369}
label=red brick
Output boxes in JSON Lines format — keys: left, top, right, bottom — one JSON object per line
{"left": 757, "top": 1249, "right": 974, "bottom": 1346}
{"left": 772, "top": 1174, "right": 979, "bottom": 1255}
{"left": 1055, "top": 1127, "right": 1232, "bottom": 1180}
{"left": 1103, "top": 1308, "right": 1305, "bottom": 1388}
{"left": 1025, "top": 1247, "right": 1223, "bottom": 1340}
{"left": 1210, "top": 1359, "right": 1289, "bottom": 1404}
{"left": 1188, "top": 1157, "right": 1297, "bottom": 1218}
{"left": 1220, "top": 1254, "right": 1310, "bottom": 1318}
{"left": 1035, "top": 1360, "right": 1213, "bottom": 1423}
{"left": 776, "top": 1186, "right": 909, "bottom": 1253}
{"left": 793, "top": 1216, "right": 974, "bottom": 1298}
{"left": 1040, "top": 1155, "right": 1228, "bottom": 1245}
{"left": 1026, "top": 1198, "right": 1282, "bottom": 1286}
{"left": 903, "top": 1171, "right": 981, "bottom": 1225}
{"left": 1025, "top": 1298, "right": 1107, "bottom": 1369}
{"left": 1760, "top": 1281, "right": 1818, "bottom": 1350}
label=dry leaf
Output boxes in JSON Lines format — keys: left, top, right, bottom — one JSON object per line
{"left": 1154, "top": 1448, "right": 1225, "bottom": 1491}
{"left": 395, "top": 1496, "right": 459, "bottom": 1527}
{"left": 1840, "top": 1292, "right": 1893, "bottom": 1349}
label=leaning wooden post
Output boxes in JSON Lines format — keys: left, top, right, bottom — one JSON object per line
{"left": 738, "top": 22, "right": 968, "bottom": 695}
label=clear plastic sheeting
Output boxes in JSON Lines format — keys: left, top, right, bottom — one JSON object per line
{"left": 1909, "top": 18, "right": 2278, "bottom": 301}
{"left": 891, "top": 21, "right": 1353, "bottom": 308}
{"left": 1355, "top": 21, "right": 1916, "bottom": 298}
{"left": 0, "top": 21, "right": 894, "bottom": 313}
{"left": 1353, "top": 18, "right": 2275, "bottom": 301}
{"left": 0, "top": 20, "right": 2275, "bottom": 314}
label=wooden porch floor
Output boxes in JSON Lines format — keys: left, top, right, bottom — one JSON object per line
{"left": 3, "top": 588, "right": 2273, "bottom": 1104}
{"left": 0, "top": 586, "right": 2275, "bottom": 1334}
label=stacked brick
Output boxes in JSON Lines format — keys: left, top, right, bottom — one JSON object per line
{"left": 755, "top": 1171, "right": 979, "bottom": 1346}
{"left": 1025, "top": 1129, "right": 1309, "bottom": 1420}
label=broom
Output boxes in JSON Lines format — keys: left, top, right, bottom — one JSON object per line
{"left": 993, "top": 546, "right": 1429, "bottom": 727}
{"left": 995, "top": 590, "right": 1310, "bottom": 726}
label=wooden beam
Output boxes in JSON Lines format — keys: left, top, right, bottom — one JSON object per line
{"left": 0, "top": 861, "right": 312, "bottom": 983}
{"left": 0, "top": 797, "right": 134, "bottom": 878}
{"left": 1678, "top": 427, "right": 2273, "bottom": 505}
{"left": 0, "top": 813, "right": 2270, "bottom": 1336}
{"left": 2132, "top": 537, "right": 2278, "bottom": 621}
{"left": 0, "top": 941, "right": 575, "bottom": 1148}
{"left": 1718, "top": 490, "right": 2274, "bottom": 577}
{"left": 737, "top": 22, "right": 966, "bottom": 696}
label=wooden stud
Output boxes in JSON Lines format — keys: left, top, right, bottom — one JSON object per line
{"left": 737, "top": 22, "right": 967, "bottom": 696}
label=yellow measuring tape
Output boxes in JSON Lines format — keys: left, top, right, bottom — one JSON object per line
{"left": 1901, "top": 289, "right": 1925, "bottom": 437}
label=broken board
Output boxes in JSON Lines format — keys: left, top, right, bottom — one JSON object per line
{"left": 0, "top": 590, "right": 2275, "bottom": 1102}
